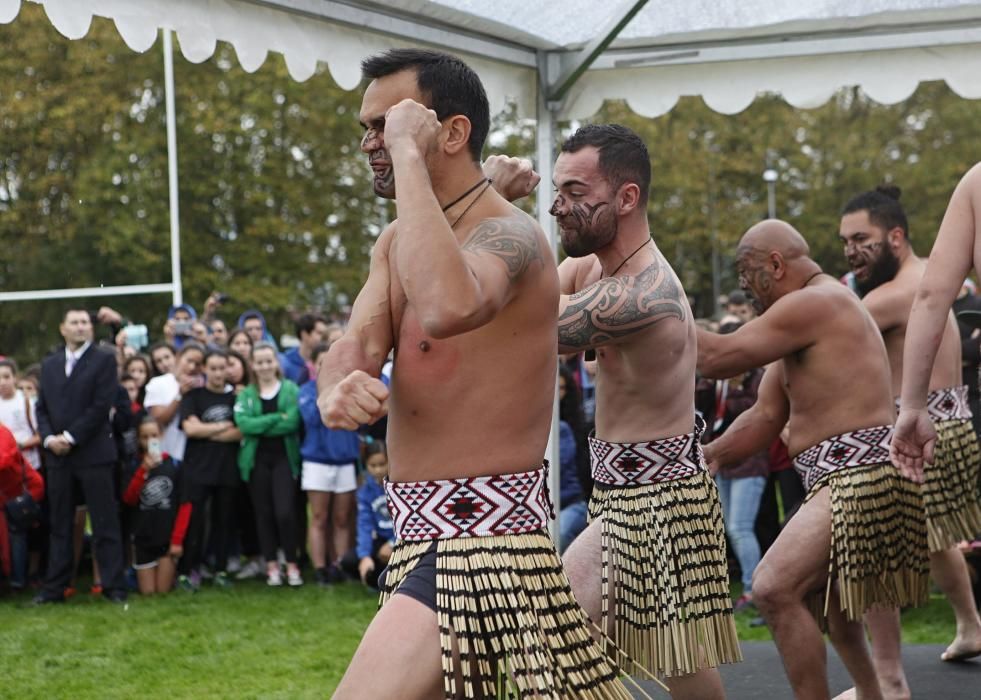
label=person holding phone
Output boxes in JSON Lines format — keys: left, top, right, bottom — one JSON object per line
{"left": 143, "top": 343, "right": 206, "bottom": 465}
{"left": 122, "top": 417, "right": 192, "bottom": 595}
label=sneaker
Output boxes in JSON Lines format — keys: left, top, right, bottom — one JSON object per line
{"left": 733, "top": 593, "right": 755, "bottom": 612}
{"left": 313, "top": 567, "right": 330, "bottom": 587}
{"left": 90, "top": 584, "right": 103, "bottom": 597}
{"left": 177, "top": 575, "right": 199, "bottom": 593}
{"left": 287, "top": 568, "right": 303, "bottom": 587}
{"left": 213, "top": 572, "right": 232, "bottom": 588}
{"left": 63, "top": 586, "right": 77, "bottom": 599}
{"left": 325, "top": 563, "right": 346, "bottom": 584}
{"left": 236, "top": 559, "right": 263, "bottom": 580}
{"left": 198, "top": 564, "right": 214, "bottom": 581}
{"left": 226, "top": 557, "right": 242, "bottom": 574}
{"left": 266, "top": 568, "right": 283, "bottom": 587}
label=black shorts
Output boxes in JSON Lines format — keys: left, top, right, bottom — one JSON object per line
{"left": 133, "top": 543, "right": 169, "bottom": 569}
{"left": 377, "top": 541, "right": 437, "bottom": 613}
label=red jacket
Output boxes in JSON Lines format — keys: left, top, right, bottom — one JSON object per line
{"left": 0, "top": 424, "right": 44, "bottom": 577}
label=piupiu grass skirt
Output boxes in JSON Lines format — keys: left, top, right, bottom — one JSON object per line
{"left": 925, "top": 419, "right": 981, "bottom": 552}
{"left": 587, "top": 471, "right": 741, "bottom": 678}
{"left": 379, "top": 530, "right": 634, "bottom": 699}
{"left": 804, "top": 462, "right": 930, "bottom": 626}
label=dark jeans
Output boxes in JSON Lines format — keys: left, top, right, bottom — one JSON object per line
{"left": 249, "top": 453, "right": 298, "bottom": 565}
{"left": 42, "top": 461, "right": 125, "bottom": 597}
{"left": 181, "top": 482, "right": 237, "bottom": 575}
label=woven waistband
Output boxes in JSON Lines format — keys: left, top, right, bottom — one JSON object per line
{"left": 589, "top": 423, "right": 705, "bottom": 487}
{"left": 385, "top": 464, "right": 552, "bottom": 541}
{"left": 793, "top": 425, "right": 893, "bottom": 492}
{"left": 926, "top": 385, "right": 972, "bottom": 422}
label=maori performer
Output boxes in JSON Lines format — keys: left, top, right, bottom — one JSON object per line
{"left": 320, "top": 50, "right": 631, "bottom": 699}
{"left": 697, "top": 220, "right": 929, "bottom": 700}
{"left": 488, "top": 124, "right": 740, "bottom": 700}
{"left": 839, "top": 185, "right": 981, "bottom": 676}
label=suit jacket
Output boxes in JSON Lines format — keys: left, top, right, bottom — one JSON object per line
{"left": 36, "top": 344, "right": 119, "bottom": 468}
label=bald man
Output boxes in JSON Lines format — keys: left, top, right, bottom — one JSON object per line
{"left": 697, "top": 220, "right": 929, "bottom": 700}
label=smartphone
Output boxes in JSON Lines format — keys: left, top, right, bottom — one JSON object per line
{"left": 147, "top": 438, "right": 162, "bottom": 463}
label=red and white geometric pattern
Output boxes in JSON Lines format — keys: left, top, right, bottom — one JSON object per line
{"left": 793, "top": 425, "right": 893, "bottom": 492}
{"left": 926, "top": 385, "right": 972, "bottom": 422}
{"left": 589, "top": 427, "right": 705, "bottom": 487}
{"left": 386, "top": 464, "right": 551, "bottom": 541}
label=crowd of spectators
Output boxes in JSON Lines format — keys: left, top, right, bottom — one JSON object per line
{"left": 3, "top": 288, "right": 978, "bottom": 609}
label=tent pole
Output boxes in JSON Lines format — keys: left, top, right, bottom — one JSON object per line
{"left": 163, "top": 29, "right": 183, "bottom": 306}
{"left": 536, "top": 52, "right": 562, "bottom": 545}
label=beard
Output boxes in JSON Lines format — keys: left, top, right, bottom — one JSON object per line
{"left": 556, "top": 201, "right": 618, "bottom": 258}
{"left": 854, "top": 246, "right": 900, "bottom": 295}
{"left": 368, "top": 147, "right": 396, "bottom": 199}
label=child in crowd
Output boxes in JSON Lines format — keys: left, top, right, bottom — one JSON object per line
{"left": 0, "top": 359, "right": 40, "bottom": 470}
{"left": 234, "top": 343, "right": 302, "bottom": 587}
{"left": 343, "top": 440, "right": 394, "bottom": 589}
{"left": 15, "top": 373, "right": 39, "bottom": 402}
{"left": 121, "top": 417, "right": 191, "bottom": 595}
{"left": 298, "top": 343, "right": 361, "bottom": 586}
{"left": 0, "top": 424, "right": 44, "bottom": 592}
{"left": 178, "top": 349, "right": 241, "bottom": 590}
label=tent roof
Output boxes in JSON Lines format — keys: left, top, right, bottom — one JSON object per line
{"left": 8, "top": 0, "right": 981, "bottom": 118}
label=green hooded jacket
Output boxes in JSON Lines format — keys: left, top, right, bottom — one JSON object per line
{"left": 234, "top": 380, "right": 301, "bottom": 482}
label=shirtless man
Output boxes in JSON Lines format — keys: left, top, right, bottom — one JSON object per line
{"left": 839, "top": 186, "right": 981, "bottom": 678}
{"left": 896, "top": 162, "right": 981, "bottom": 471}
{"left": 487, "top": 124, "right": 740, "bottom": 699}
{"left": 697, "top": 220, "right": 929, "bottom": 700}
{"left": 319, "top": 49, "right": 630, "bottom": 700}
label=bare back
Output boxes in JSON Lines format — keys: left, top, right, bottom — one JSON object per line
{"left": 384, "top": 206, "right": 558, "bottom": 482}
{"left": 780, "top": 278, "right": 895, "bottom": 456}
{"left": 560, "top": 244, "right": 695, "bottom": 442}
{"left": 863, "top": 256, "right": 963, "bottom": 398}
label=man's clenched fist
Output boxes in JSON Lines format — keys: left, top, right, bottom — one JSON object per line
{"left": 318, "top": 370, "right": 390, "bottom": 431}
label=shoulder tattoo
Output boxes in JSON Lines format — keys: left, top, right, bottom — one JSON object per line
{"left": 558, "top": 258, "right": 687, "bottom": 349}
{"left": 461, "top": 216, "right": 543, "bottom": 281}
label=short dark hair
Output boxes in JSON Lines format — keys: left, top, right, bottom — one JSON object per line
{"left": 0, "top": 358, "right": 18, "bottom": 374}
{"left": 310, "top": 342, "right": 330, "bottom": 364}
{"left": 841, "top": 184, "right": 909, "bottom": 239}
{"left": 560, "top": 124, "right": 651, "bottom": 204}
{"left": 204, "top": 348, "right": 228, "bottom": 364}
{"left": 295, "top": 313, "right": 326, "bottom": 339}
{"left": 364, "top": 439, "right": 388, "bottom": 461}
{"left": 62, "top": 307, "right": 90, "bottom": 322}
{"left": 727, "top": 290, "right": 748, "bottom": 306}
{"left": 361, "top": 49, "right": 490, "bottom": 162}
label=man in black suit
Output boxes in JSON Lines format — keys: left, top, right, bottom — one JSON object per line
{"left": 34, "top": 308, "right": 126, "bottom": 603}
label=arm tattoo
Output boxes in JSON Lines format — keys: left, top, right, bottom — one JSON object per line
{"left": 461, "top": 216, "right": 543, "bottom": 281}
{"left": 559, "top": 258, "right": 687, "bottom": 350}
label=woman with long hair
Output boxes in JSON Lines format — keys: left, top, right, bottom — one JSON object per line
{"left": 234, "top": 342, "right": 302, "bottom": 586}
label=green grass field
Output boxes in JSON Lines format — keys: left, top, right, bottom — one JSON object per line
{"left": 0, "top": 579, "right": 958, "bottom": 698}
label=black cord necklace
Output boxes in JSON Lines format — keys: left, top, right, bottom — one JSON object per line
{"left": 607, "top": 237, "right": 652, "bottom": 277}
{"left": 449, "top": 180, "right": 492, "bottom": 229}
{"left": 442, "top": 177, "right": 489, "bottom": 212}
{"left": 800, "top": 270, "right": 822, "bottom": 289}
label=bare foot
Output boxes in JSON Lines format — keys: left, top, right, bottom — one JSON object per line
{"left": 831, "top": 689, "right": 856, "bottom": 700}
{"left": 941, "top": 634, "right": 981, "bottom": 662}
{"left": 833, "top": 679, "right": 909, "bottom": 700}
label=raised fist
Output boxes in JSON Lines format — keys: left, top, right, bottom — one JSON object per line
{"left": 484, "top": 155, "right": 541, "bottom": 202}
{"left": 318, "top": 370, "right": 390, "bottom": 431}
{"left": 384, "top": 99, "right": 441, "bottom": 157}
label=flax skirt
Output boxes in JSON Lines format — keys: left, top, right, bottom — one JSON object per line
{"left": 587, "top": 471, "right": 741, "bottom": 679}
{"left": 924, "top": 419, "right": 981, "bottom": 552}
{"left": 805, "top": 462, "right": 930, "bottom": 627}
{"left": 380, "top": 529, "right": 634, "bottom": 700}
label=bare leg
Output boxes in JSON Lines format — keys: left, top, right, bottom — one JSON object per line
{"left": 331, "top": 491, "right": 355, "bottom": 563}
{"left": 562, "top": 517, "right": 725, "bottom": 700}
{"left": 307, "top": 491, "right": 329, "bottom": 570}
{"left": 752, "top": 488, "right": 836, "bottom": 700}
{"left": 827, "top": 598, "right": 887, "bottom": 700}
{"left": 136, "top": 567, "right": 157, "bottom": 595}
{"left": 334, "top": 594, "right": 444, "bottom": 700}
{"left": 931, "top": 545, "right": 981, "bottom": 661}
{"left": 156, "top": 556, "right": 177, "bottom": 593}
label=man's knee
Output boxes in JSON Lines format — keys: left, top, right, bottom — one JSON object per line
{"left": 751, "top": 566, "right": 788, "bottom": 614}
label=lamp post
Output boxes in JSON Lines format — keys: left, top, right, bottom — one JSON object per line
{"left": 763, "top": 168, "right": 778, "bottom": 219}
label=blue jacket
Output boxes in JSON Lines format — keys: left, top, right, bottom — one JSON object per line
{"left": 356, "top": 478, "right": 394, "bottom": 559}
{"left": 280, "top": 347, "right": 310, "bottom": 386}
{"left": 559, "top": 420, "right": 583, "bottom": 508}
{"left": 297, "top": 380, "right": 360, "bottom": 465}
